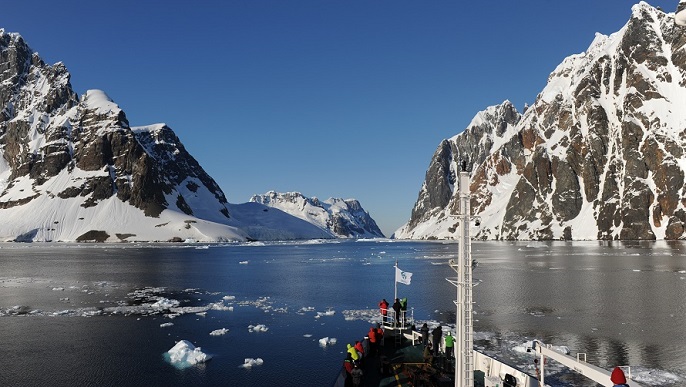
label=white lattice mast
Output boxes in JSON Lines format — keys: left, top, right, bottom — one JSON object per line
{"left": 449, "top": 169, "right": 474, "bottom": 387}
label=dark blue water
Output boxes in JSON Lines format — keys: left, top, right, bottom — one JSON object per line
{"left": 0, "top": 240, "right": 685, "bottom": 386}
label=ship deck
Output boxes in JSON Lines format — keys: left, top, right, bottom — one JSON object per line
{"left": 333, "top": 326, "right": 488, "bottom": 387}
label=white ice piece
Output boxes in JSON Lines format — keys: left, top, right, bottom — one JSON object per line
{"left": 248, "top": 324, "right": 269, "bottom": 332}
{"left": 210, "top": 328, "right": 229, "bottom": 336}
{"left": 166, "top": 340, "right": 211, "bottom": 368}
{"left": 240, "top": 358, "right": 264, "bottom": 368}
{"left": 318, "top": 337, "right": 337, "bottom": 346}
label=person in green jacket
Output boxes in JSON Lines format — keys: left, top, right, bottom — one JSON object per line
{"left": 444, "top": 331, "right": 455, "bottom": 360}
{"left": 400, "top": 297, "right": 408, "bottom": 324}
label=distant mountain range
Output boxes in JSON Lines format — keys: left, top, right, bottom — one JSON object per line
{"left": 395, "top": 2, "right": 686, "bottom": 241}
{"left": 0, "top": 29, "right": 381, "bottom": 242}
{"left": 250, "top": 191, "right": 384, "bottom": 239}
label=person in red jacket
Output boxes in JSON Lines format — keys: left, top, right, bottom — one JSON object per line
{"left": 344, "top": 352, "right": 354, "bottom": 374}
{"left": 354, "top": 340, "right": 365, "bottom": 364}
{"left": 379, "top": 299, "right": 389, "bottom": 322}
{"left": 368, "top": 327, "right": 378, "bottom": 355}
{"left": 611, "top": 367, "right": 630, "bottom": 387}
{"left": 375, "top": 326, "right": 384, "bottom": 348}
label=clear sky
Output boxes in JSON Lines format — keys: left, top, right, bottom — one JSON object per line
{"left": 0, "top": 0, "right": 678, "bottom": 237}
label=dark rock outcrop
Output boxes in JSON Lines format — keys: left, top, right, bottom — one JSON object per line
{"left": 397, "top": 3, "right": 686, "bottom": 241}
{"left": 0, "top": 30, "right": 231, "bottom": 223}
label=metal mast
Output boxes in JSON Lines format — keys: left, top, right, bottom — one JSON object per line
{"left": 448, "top": 170, "right": 474, "bottom": 387}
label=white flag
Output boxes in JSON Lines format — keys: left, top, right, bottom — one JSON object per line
{"left": 395, "top": 266, "right": 412, "bottom": 285}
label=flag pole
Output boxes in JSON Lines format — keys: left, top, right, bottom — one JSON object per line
{"left": 394, "top": 260, "right": 398, "bottom": 302}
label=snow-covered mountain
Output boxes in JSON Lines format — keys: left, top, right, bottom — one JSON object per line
{"left": 250, "top": 191, "right": 385, "bottom": 238}
{"left": 396, "top": 2, "right": 686, "bottom": 241}
{"left": 0, "top": 29, "right": 381, "bottom": 242}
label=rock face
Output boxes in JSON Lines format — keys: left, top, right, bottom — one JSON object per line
{"left": 396, "top": 3, "right": 686, "bottom": 241}
{"left": 250, "top": 191, "right": 385, "bottom": 238}
{"left": 0, "top": 29, "right": 240, "bottom": 242}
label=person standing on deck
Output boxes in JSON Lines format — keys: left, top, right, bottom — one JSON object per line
{"left": 392, "top": 298, "right": 401, "bottom": 326}
{"left": 379, "top": 299, "right": 389, "bottom": 323}
{"left": 420, "top": 323, "right": 429, "bottom": 347}
{"left": 343, "top": 352, "right": 354, "bottom": 386}
{"left": 354, "top": 340, "right": 365, "bottom": 364}
{"left": 351, "top": 363, "right": 363, "bottom": 387}
{"left": 423, "top": 341, "right": 434, "bottom": 364}
{"left": 347, "top": 343, "right": 360, "bottom": 363}
{"left": 400, "top": 297, "right": 407, "bottom": 324}
{"left": 368, "top": 327, "right": 378, "bottom": 355}
{"left": 344, "top": 352, "right": 354, "bottom": 374}
{"left": 444, "top": 331, "right": 455, "bottom": 360}
{"left": 431, "top": 325, "right": 443, "bottom": 357}
{"left": 611, "top": 367, "right": 630, "bottom": 387}
{"left": 375, "top": 325, "right": 384, "bottom": 348}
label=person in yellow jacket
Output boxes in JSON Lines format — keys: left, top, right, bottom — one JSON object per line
{"left": 347, "top": 343, "right": 360, "bottom": 363}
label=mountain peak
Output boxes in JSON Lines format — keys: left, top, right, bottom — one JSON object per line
{"left": 398, "top": 1, "right": 686, "bottom": 241}
{"left": 82, "top": 89, "right": 120, "bottom": 115}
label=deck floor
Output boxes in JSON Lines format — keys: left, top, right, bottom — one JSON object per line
{"left": 335, "top": 328, "right": 487, "bottom": 387}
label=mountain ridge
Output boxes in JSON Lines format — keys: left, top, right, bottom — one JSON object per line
{"left": 250, "top": 191, "right": 385, "bottom": 238}
{"left": 0, "top": 29, "right": 382, "bottom": 242}
{"left": 396, "top": 2, "right": 686, "bottom": 241}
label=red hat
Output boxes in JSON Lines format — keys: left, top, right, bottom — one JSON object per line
{"left": 611, "top": 367, "right": 627, "bottom": 384}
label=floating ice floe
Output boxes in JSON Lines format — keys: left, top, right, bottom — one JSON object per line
{"left": 240, "top": 358, "right": 264, "bottom": 368}
{"left": 315, "top": 309, "right": 335, "bottom": 318}
{"left": 210, "top": 301, "right": 234, "bottom": 312}
{"left": 160, "top": 322, "right": 174, "bottom": 328}
{"left": 239, "top": 261, "right": 249, "bottom": 264}
{"left": 238, "top": 296, "right": 272, "bottom": 312}
{"left": 152, "top": 298, "right": 180, "bottom": 309}
{"left": 248, "top": 324, "right": 269, "bottom": 333}
{"left": 342, "top": 309, "right": 381, "bottom": 323}
{"left": 319, "top": 337, "right": 337, "bottom": 346}
{"left": 210, "top": 328, "right": 229, "bottom": 336}
{"left": 223, "top": 295, "right": 236, "bottom": 301}
{"left": 170, "top": 306, "right": 211, "bottom": 314}
{"left": 297, "top": 306, "right": 315, "bottom": 315}
{"left": 512, "top": 341, "right": 570, "bottom": 355}
{"left": 632, "top": 367, "right": 682, "bottom": 386}
{"left": 165, "top": 340, "right": 211, "bottom": 368}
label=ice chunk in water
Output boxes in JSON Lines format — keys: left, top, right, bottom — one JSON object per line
{"left": 165, "top": 340, "right": 211, "bottom": 368}
{"left": 240, "top": 358, "right": 264, "bottom": 368}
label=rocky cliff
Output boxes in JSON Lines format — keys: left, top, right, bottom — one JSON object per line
{"left": 396, "top": 3, "right": 686, "bottom": 241}
{"left": 0, "top": 29, "right": 243, "bottom": 242}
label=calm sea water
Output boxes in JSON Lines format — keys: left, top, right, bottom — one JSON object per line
{"left": 0, "top": 240, "right": 684, "bottom": 386}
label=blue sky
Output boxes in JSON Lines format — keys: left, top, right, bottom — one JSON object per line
{"left": 0, "top": 1, "right": 678, "bottom": 236}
